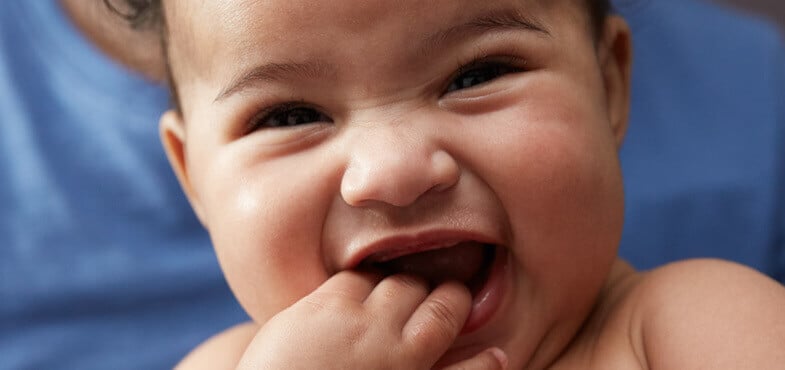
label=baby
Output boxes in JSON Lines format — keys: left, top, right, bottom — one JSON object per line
{"left": 110, "top": 0, "right": 785, "bottom": 368}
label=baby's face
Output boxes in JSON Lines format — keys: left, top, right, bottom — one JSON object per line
{"left": 162, "top": 0, "right": 630, "bottom": 367}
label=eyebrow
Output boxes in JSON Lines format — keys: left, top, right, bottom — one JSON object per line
{"left": 420, "top": 8, "right": 551, "bottom": 56}
{"left": 215, "top": 61, "right": 333, "bottom": 102}
{"left": 214, "top": 8, "right": 550, "bottom": 103}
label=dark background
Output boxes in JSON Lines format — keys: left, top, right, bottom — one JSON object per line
{"left": 715, "top": 0, "right": 785, "bottom": 31}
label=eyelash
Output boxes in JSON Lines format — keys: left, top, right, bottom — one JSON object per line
{"left": 245, "top": 56, "right": 526, "bottom": 132}
{"left": 446, "top": 55, "right": 526, "bottom": 93}
{"left": 244, "top": 101, "right": 333, "bottom": 134}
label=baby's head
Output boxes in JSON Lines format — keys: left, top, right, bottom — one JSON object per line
{"left": 117, "top": 0, "right": 632, "bottom": 367}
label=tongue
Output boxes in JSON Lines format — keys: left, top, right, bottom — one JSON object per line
{"left": 377, "top": 242, "right": 486, "bottom": 285}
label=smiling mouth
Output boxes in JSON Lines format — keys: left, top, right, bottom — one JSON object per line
{"left": 357, "top": 241, "right": 497, "bottom": 296}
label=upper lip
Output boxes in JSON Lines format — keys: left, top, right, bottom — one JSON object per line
{"left": 342, "top": 229, "right": 503, "bottom": 271}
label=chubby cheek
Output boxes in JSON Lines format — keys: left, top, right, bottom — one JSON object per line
{"left": 461, "top": 78, "right": 623, "bottom": 311}
{"left": 197, "top": 145, "right": 337, "bottom": 324}
{"left": 506, "top": 135, "right": 623, "bottom": 307}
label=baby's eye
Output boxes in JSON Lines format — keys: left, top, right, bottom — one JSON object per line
{"left": 446, "top": 61, "right": 523, "bottom": 93}
{"left": 249, "top": 103, "right": 332, "bottom": 131}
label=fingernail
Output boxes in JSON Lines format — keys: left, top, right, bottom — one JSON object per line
{"left": 487, "top": 347, "right": 508, "bottom": 369}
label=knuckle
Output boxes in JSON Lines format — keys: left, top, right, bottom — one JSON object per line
{"left": 342, "top": 316, "right": 372, "bottom": 345}
{"left": 301, "top": 291, "right": 360, "bottom": 315}
{"left": 299, "top": 294, "right": 329, "bottom": 312}
{"left": 302, "top": 291, "right": 340, "bottom": 310}
{"left": 371, "top": 274, "right": 428, "bottom": 301}
{"left": 410, "top": 297, "right": 460, "bottom": 345}
{"left": 299, "top": 295, "right": 372, "bottom": 343}
{"left": 426, "top": 296, "right": 461, "bottom": 330}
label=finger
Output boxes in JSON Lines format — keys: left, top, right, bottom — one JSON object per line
{"left": 312, "top": 270, "right": 383, "bottom": 302}
{"left": 437, "top": 348, "right": 508, "bottom": 370}
{"left": 402, "top": 281, "right": 472, "bottom": 363}
{"left": 364, "top": 274, "right": 429, "bottom": 326}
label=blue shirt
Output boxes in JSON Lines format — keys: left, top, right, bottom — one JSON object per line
{"left": 0, "top": 2, "right": 247, "bottom": 369}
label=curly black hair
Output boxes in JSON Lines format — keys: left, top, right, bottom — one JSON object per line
{"left": 106, "top": 0, "right": 612, "bottom": 36}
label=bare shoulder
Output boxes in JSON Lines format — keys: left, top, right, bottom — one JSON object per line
{"left": 175, "top": 322, "right": 259, "bottom": 370}
{"left": 634, "top": 259, "right": 785, "bottom": 369}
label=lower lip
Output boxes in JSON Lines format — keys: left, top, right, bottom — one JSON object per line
{"left": 461, "top": 246, "right": 508, "bottom": 334}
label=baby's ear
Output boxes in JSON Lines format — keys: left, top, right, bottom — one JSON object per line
{"left": 598, "top": 15, "right": 632, "bottom": 148}
{"left": 160, "top": 110, "right": 207, "bottom": 226}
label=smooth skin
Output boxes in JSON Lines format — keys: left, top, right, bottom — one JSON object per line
{"left": 159, "top": 0, "right": 785, "bottom": 368}
{"left": 179, "top": 273, "right": 508, "bottom": 370}
{"left": 236, "top": 274, "right": 508, "bottom": 370}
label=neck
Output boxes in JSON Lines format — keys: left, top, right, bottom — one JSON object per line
{"left": 60, "top": 0, "right": 166, "bottom": 81}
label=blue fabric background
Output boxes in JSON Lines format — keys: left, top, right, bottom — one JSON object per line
{"left": 615, "top": 0, "right": 785, "bottom": 281}
{"left": 0, "top": 2, "right": 248, "bottom": 369}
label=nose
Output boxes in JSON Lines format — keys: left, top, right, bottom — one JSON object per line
{"left": 340, "top": 128, "right": 460, "bottom": 208}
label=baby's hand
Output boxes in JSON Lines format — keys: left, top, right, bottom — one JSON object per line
{"left": 235, "top": 271, "right": 506, "bottom": 370}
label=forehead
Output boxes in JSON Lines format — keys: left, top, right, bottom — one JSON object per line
{"left": 163, "top": 0, "right": 585, "bottom": 95}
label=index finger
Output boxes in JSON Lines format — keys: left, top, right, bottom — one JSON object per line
{"left": 403, "top": 281, "right": 472, "bottom": 362}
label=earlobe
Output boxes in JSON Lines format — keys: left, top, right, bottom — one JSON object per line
{"left": 599, "top": 15, "right": 633, "bottom": 148}
{"left": 160, "top": 110, "right": 208, "bottom": 226}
